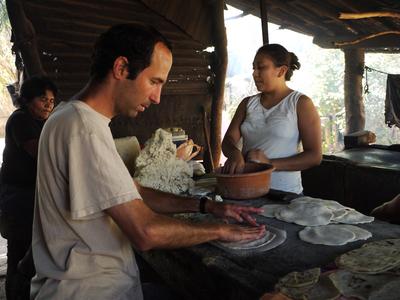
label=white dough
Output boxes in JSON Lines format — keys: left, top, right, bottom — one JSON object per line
{"left": 299, "top": 225, "right": 356, "bottom": 246}
{"left": 339, "top": 225, "right": 372, "bottom": 241}
{"left": 134, "top": 129, "right": 194, "bottom": 194}
{"left": 260, "top": 204, "right": 287, "bottom": 218}
{"left": 218, "top": 231, "right": 276, "bottom": 250}
{"left": 276, "top": 202, "right": 333, "bottom": 226}
{"left": 334, "top": 209, "right": 374, "bottom": 224}
{"left": 291, "top": 197, "right": 347, "bottom": 211}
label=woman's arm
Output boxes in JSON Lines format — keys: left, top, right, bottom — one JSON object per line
{"left": 221, "top": 98, "right": 249, "bottom": 174}
{"left": 269, "top": 96, "right": 322, "bottom": 171}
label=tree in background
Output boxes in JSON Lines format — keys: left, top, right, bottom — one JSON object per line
{"left": 0, "top": 0, "right": 17, "bottom": 137}
{"left": 364, "top": 53, "right": 400, "bottom": 145}
{"left": 223, "top": 7, "right": 400, "bottom": 153}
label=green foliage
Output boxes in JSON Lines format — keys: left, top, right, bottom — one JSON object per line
{"left": 0, "top": 1, "right": 17, "bottom": 136}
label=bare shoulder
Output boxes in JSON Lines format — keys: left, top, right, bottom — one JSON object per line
{"left": 297, "top": 95, "right": 317, "bottom": 113}
{"left": 298, "top": 94, "right": 314, "bottom": 105}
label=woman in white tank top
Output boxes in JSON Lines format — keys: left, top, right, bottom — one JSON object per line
{"left": 222, "top": 44, "right": 322, "bottom": 194}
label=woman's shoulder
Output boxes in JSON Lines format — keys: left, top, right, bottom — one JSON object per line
{"left": 7, "top": 108, "right": 32, "bottom": 124}
{"left": 241, "top": 93, "right": 261, "bottom": 108}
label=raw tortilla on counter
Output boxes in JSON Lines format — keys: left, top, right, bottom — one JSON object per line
{"left": 261, "top": 196, "right": 374, "bottom": 226}
{"left": 298, "top": 224, "right": 371, "bottom": 246}
{"left": 276, "top": 202, "right": 333, "bottom": 226}
{"left": 213, "top": 225, "right": 287, "bottom": 254}
{"left": 260, "top": 204, "right": 287, "bottom": 218}
{"left": 260, "top": 196, "right": 374, "bottom": 246}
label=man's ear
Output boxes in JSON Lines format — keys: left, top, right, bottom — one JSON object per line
{"left": 278, "top": 65, "right": 288, "bottom": 78}
{"left": 112, "top": 56, "right": 129, "bottom": 80}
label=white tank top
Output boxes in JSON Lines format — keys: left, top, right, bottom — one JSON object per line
{"left": 240, "top": 91, "right": 303, "bottom": 194}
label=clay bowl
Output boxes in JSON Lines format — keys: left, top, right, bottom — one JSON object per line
{"left": 214, "top": 162, "right": 275, "bottom": 200}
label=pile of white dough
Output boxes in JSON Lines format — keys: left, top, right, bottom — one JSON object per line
{"left": 260, "top": 196, "right": 374, "bottom": 246}
{"left": 134, "top": 128, "right": 194, "bottom": 194}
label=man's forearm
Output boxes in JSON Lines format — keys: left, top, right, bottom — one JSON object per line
{"left": 143, "top": 214, "right": 222, "bottom": 249}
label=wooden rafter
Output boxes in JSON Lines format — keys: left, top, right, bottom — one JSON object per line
{"left": 339, "top": 11, "right": 400, "bottom": 20}
{"left": 335, "top": 31, "right": 400, "bottom": 47}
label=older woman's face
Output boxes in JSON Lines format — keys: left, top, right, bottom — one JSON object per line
{"left": 28, "top": 89, "right": 55, "bottom": 120}
{"left": 252, "top": 54, "right": 286, "bottom": 92}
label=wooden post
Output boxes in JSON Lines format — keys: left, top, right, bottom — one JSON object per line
{"left": 206, "top": 0, "right": 227, "bottom": 170}
{"left": 344, "top": 48, "right": 365, "bottom": 134}
{"left": 6, "top": 0, "right": 45, "bottom": 77}
{"left": 260, "top": 0, "right": 269, "bottom": 44}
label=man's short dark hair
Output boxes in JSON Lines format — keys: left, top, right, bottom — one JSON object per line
{"left": 90, "top": 23, "right": 172, "bottom": 82}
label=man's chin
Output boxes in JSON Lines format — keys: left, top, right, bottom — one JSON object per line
{"left": 115, "top": 109, "right": 139, "bottom": 118}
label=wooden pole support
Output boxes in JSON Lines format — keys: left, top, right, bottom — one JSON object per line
{"left": 344, "top": 48, "right": 365, "bottom": 134}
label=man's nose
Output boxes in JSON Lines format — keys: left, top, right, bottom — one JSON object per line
{"left": 149, "top": 87, "right": 162, "bottom": 104}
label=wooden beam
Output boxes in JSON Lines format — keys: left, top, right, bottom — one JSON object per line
{"left": 335, "top": 31, "right": 400, "bottom": 47}
{"left": 314, "top": 33, "right": 400, "bottom": 51}
{"left": 206, "top": 0, "right": 227, "bottom": 170}
{"left": 339, "top": 11, "right": 400, "bottom": 20}
{"left": 6, "top": 0, "right": 45, "bottom": 76}
{"left": 344, "top": 48, "right": 365, "bottom": 134}
{"left": 259, "top": 0, "right": 269, "bottom": 44}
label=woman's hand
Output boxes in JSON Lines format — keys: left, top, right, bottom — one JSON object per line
{"left": 222, "top": 151, "right": 246, "bottom": 174}
{"left": 246, "top": 149, "right": 270, "bottom": 164}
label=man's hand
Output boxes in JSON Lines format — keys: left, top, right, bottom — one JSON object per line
{"left": 207, "top": 201, "right": 264, "bottom": 226}
{"left": 246, "top": 149, "right": 270, "bottom": 164}
{"left": 217, "top": 223, "right": 266, "bottom": 242}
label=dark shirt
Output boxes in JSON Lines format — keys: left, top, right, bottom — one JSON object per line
{"left": 0, "top": 108, "right": 45, "bottom": 186}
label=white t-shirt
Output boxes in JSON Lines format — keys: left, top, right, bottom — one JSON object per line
{"left": 241, "top": 91, "right": 303, "bottom": 194}
{"left": 31, "top": 100, "right": 143, "bottom": 299}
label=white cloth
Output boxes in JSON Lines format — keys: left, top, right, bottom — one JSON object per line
{"left": 31, "top": 101, "right": 143, "bottom": 300}
{"left": 240, "top": 91, "right": 303, "bottom": 194}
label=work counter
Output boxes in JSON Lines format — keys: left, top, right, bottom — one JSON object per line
{"left": 138, "top": 197, "right": 400, "bottom": 300}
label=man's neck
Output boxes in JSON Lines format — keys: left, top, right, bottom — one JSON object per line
{"left": 74, "top": 79, "right": 115, "bottom": 119}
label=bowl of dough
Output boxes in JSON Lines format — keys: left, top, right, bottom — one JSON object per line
{"left": 214, "top": 162, "right": 274, "bottom": 200}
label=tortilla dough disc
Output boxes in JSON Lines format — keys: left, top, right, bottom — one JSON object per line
{"left": 260, "top": 204, "right": 287, "bottom": 218}
{"left": 334, "top": 209, "right": 374, "bottom": 224}
{"left": 277, "top": 202, "right": 333, "bottom": 226}
{"left": 299, "top": 225, "right": 356, "bottom": 246}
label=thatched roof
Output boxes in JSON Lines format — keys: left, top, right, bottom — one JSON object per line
{"left": 14, "top": 0, "right": 216, "bottom": 99}
{"left": 6, "top": 0, "right": 227, "bottom": 168}
{"left": 227, "top": 0, "right": 400, "bottom": 52}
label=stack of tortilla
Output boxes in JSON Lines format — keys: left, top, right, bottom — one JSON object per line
{"left": 274, "top": 239, "right": 400, "bottom": 299}
{"left": 330, "top": 239, "right": 400, "bottom": 300}
{"left": 275, "top": 268, "right": 340, "bottom": 300}
{"left": 260, "top": 197, "right": 374, "bottom": 246}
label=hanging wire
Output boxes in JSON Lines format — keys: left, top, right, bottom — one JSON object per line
{"left": 364, "top": 66, "right": 392, "bottom": 94}
{"left": 364, "top": 67, "right": 370, "bottom": 94}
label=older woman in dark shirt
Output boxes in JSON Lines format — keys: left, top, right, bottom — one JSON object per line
{"left": 0, "top": 76, "right": 57, "bottom": 300}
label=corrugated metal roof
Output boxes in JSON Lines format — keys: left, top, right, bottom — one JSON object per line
{"left": 22, "top": 0, "right": 214, "bottom": 100}
{"left": 226, "top": 0, "right": 400, "bottom": 52}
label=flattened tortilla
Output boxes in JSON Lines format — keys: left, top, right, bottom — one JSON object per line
{"left": 299, "top": 225, "right": 356, "bottom": 246}
{"left": 277, "top": 202, "right": 333, "bottom": 226}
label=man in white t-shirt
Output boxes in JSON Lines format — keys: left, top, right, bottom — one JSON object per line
{"left": 31, "top": 23, "right": 266, "bottom": 299}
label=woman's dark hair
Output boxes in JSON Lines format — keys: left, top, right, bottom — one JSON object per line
{"left": 90, "top": 23, "right": 172, "bottom": 83}
{"left": 255, "top": 44, "right": 300, "bottom": 81}
{"left": 16, "top": 76, "right": 58, "bottom": 108}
